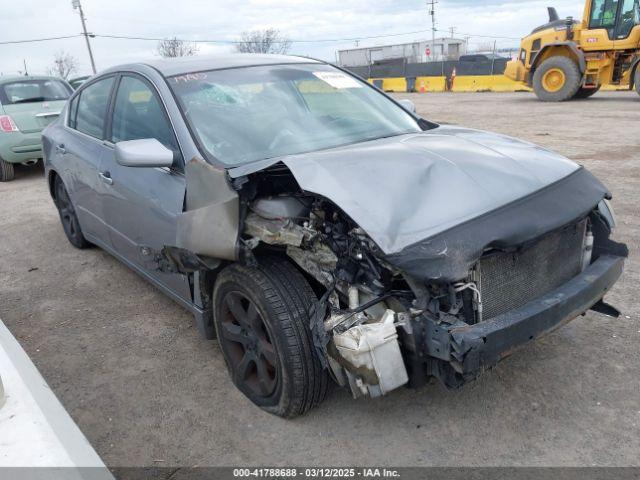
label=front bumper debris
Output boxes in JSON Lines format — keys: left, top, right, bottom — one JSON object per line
{"left": 421, "top": 254, "right": 625, "bottom": 384}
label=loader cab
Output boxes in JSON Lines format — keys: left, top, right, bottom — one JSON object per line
{"left": 586, "top": 0, "right": 640, "bottom": 41}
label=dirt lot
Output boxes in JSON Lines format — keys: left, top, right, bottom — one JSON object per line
{"left": 1, "top": 91, "right": 639, "bottom": 467}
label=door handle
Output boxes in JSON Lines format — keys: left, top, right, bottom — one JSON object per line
{"left": 98, "top": 171, "right": 113, "bottom": 185}
{"left": 55, "top": 144, "right": 66, "bottom": 155}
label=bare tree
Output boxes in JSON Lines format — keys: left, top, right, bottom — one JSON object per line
{"left": 48, "top": 51, "right": 78, "bottom": 79}
{"left": 235, "top": 28, "right": 291, "bottom": 54}
{"left": 157, "top": 37, "right": 199, "bottom": 58}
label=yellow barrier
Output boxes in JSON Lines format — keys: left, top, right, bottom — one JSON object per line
{"left": 366, "top": 75, "right": 632, "bottom": 93}
{"left": 450, "top": 75, "right": 532, "bottom": 92}
{"left": 601, "top": 84, "right": 629, "bottom": 91}
{"left": 415, "top": 77, "right": 447, "bottom": 92}
{"left": 369, "top": 78, "right": 406, "bottom": 92}
{"left": 368, "top": 75, "right": 529, "bottom": 93}
{"left": 370, "top": 77, "right": 446, "bottom": 92}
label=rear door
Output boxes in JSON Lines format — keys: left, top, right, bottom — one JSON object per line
{"left": 99, "top": 73, "right": 190, "bottom": 301}
{"left": 59, "top": 76, "right": 116, "bottom": 243}
{"left": 0, "top": 78, "right": 71, "bottom": 133}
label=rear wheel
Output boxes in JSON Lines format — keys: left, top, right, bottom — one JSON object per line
{"left": 54, "top": 175, "right": 90, "bottom": 249}
{"left": 574, "top": 86, "right": 600, "bottom": 99}
{"left": 0, "top": 158, "right": 15, "bottom": 182}
{"left": 213, "top": 258, "right": 328, "bottom": 418}
{"left": 533, "top": 56, "right": 582, "bottom": 102}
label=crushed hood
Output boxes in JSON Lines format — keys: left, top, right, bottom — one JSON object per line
{"left": 229, "top": 125, "right": 582, "bottom": 254}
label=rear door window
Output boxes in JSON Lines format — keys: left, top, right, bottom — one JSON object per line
{"left": 75, "top": 77, "right": 115, "bottom": 139}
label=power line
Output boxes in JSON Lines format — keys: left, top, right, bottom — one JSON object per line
{"left": 435, "top": 29, "right": 519, "bottom": 40}
{"left": 0, "top": 34, "right": 82, "bottom": 45}
{"left": 93, "top": 29, "right": 437, "bottom": 44}
{"left": 0, "top": 28, "right": 520, "bottom": 48}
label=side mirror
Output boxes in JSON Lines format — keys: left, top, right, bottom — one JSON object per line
{"left": 115, "top": 138, "right": 174, "bottom": 168}
{"left": 398, "top": 99, "right": 416, "bottom": 113}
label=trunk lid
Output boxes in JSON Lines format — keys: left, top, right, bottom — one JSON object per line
{"left": 2, "top": 100, "right": 67, "bottom": 134}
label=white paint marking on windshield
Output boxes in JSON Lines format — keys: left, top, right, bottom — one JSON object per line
{"left": 312, "top": 71, "right": 363, "bottom": 89}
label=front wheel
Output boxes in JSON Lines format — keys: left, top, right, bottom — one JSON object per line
{"left": 533, "top": 56, "right": 582, "bottom": 102}
{"left": 213, "top": 258, "right": 328, "bottom": 418}
{"left": 635, "top": 69, "right": 640, "bottom": 96}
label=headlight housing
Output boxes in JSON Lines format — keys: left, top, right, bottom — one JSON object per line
{"left": 597, "top": 199, "right": 617, "bottom": 232}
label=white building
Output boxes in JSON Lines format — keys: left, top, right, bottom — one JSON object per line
{"left": 337, "top": 38, "right": 468, "bottom": 67}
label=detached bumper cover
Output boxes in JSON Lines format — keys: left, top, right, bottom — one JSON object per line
{"left": 429, "top": 254, "right": 625, "bottom": 378}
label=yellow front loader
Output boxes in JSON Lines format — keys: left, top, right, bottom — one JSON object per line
{"left": 505, "top": 1, "right": 640, "bottom": 101}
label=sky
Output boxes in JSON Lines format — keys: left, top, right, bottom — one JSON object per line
{"left": 0, "top": 0, "right": 586, "bottom": 77}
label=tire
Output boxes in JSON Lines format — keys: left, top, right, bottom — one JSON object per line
{"left": 0, "top": 158, "right": 15, "bottom": 182}
{"left": 213, "top": 258, "right": 328, "bottom": 418}
{"left": 635, "top": 69, "right": 640, "bottom": 97}
{"left": 533, "top": 56, "right": 582, "bottom": 102}
{"left": 574, "top": 86, "right": 600, "bottom": 99}
{"left": 53, "top": 175, "right": 90, "bottom": 249}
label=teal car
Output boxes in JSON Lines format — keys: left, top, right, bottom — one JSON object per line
{"left": 0, "top": 76, "right": 72, "bottom": 181}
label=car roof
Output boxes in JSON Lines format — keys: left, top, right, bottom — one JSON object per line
{"left": 0, "top": 75, "right": 66, "bottom": 84}
{"left": 137, "top": 54, "right": 324, "bottom": 77}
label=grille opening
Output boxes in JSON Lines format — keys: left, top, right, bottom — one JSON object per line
{"left": 477, "top": 219, "right": 587, "bottom": 321}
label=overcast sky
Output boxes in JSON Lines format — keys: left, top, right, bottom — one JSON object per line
{"left": 0, "top": 0, "right": 585, "bottom": 77}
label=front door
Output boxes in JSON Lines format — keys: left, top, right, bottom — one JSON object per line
{"left": 100, "top": 74, "right": 191, "bottom": 302}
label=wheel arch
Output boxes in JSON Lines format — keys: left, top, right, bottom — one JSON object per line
{"left": 529, "top": 42, "right": 586, "bottom": 84}
{"left": 47, "top": 169, "right": 59, "bottom": 201}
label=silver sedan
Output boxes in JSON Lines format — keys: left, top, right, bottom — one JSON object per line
{"left": 43, "top": 54, "right": 626, "bottom": 417}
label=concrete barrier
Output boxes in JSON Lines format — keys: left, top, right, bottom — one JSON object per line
{"left": 451, "top": 75, "right": 532, "bottom": 92}
{"left": 365, "top": 74, "right": 629, "bottom": 93}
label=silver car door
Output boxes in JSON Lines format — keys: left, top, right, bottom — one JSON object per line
{"left": 100, "top": 74, "right": 191, "bottom": 302}
{"left": 60, "top": 76, "right": 116, "bottom": 244}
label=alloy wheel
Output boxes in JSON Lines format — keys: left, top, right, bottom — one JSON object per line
{"left": 219, "top": 291, "right": 278, "bottom": 398}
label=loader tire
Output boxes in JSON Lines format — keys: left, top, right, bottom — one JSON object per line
{"left": 635, "top": 69, "right": 640, "bottom": 96}
{"left": 533, "top": 56, "right": 582, "bottom": 102}
{"left": 574, "top": 86, "right": 600, "bottom": 99}
{"left": 0, "top": 157, "right": 15, "bottom": 182}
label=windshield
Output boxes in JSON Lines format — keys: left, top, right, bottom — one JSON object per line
{"left": 168, "top": 64, "right": 423, "bottom": 166}
{"left": 0, "top": 79, "right": 71, "bottom": 105}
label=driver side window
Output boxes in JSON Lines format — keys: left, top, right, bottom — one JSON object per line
{"left": 111, "top": 75, "right": 181, "bottom": 168}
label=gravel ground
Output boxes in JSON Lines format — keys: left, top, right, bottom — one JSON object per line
{"left": 1, "top": 91, "right": 639, "bottom": 468}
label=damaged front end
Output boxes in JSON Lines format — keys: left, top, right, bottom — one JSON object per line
{"left": 228, "top": 161, "right": 627, "bottom": 398}
{"left": 157, "top": 127, "right": 627, "bottom": 401}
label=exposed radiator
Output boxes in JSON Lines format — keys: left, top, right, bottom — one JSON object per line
{"left": 478, "top": 219, "right": 587, "bottom": 321}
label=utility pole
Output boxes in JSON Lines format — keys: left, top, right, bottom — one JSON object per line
{"left": 72, "top": 0, "right": 96, "bottom": 74}
{"left": 428, "top": 0, "right": 437, "bottom": 60}
{"left": 449, "top": 26, "right": 456, "bottom": 38}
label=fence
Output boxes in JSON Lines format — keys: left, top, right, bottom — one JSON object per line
{"left": 345, "top": 58, "right": 509, "bottom": 80}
